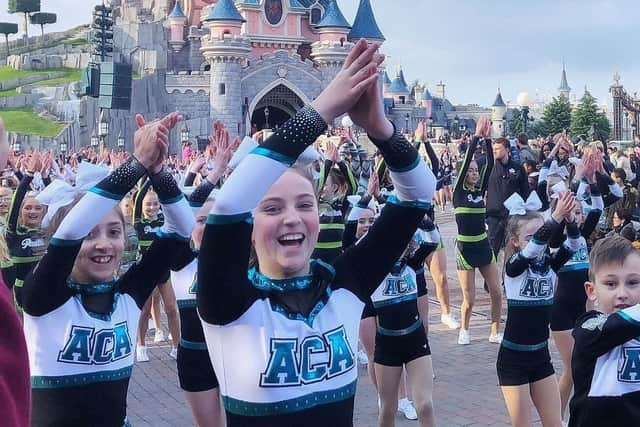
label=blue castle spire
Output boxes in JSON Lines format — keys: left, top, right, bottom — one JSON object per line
{"left": 316, "top": 0, "right": 350, "bottom": 28}
{"left": 348, "top": 0, "right": 385, "bottom": 42}
{"left": 206, "top": 0, "right": 246, "bottom": 22}
{"left": 169, "top": 1, "right": 186, "bottom": 18}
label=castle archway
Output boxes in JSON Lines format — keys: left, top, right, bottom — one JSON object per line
{"left": 247, "top": 80, "right": 310, "bottom": 134}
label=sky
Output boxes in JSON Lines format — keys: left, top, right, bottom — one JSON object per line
{"left": 1, "top": 0, "right": 638, "bottom": 107}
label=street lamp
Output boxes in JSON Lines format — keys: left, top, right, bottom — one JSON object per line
{"left": 503, "top": 115, "right": 508, "bottom": 137}
{"left": 264, "top": 107, "right": 270, "bottom": 129}
{"left": 517, "top": 92, "right": 531, "bottom": 134}
{"left": 13, "top": 135, "right": 21, "bottom": 153}
{"left": 99, "top": 110, "right": 109, "bottom": 148}
{"left": 181, "top": 122, "right": 190, "bottom": 144}
{"left": 427, "top": 115, "right": 434, "bottom": 138}
{"left": 90, "top": 130, "right": 99, "bottom": 148}
{"left": 453, "top": 115, "right": 460, "bottom": 139}
{"left": 60, "top": 140, "right": 67, "bottom": 155}
{"left": 117, "top": 131, "right": 125, "bottom": 151}
{"left": 405, "top": 113, "right": 410, "bottom": 134}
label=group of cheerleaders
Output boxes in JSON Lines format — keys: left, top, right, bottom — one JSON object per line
{"left": 3, "top": 40, "right": 634, "bottom": 427}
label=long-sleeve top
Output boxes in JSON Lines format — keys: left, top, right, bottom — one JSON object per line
{"left": 502, "top": 219, "right": 579, "bottom": 351}
{"left": 485, "top": 153, "right": 530, "bottom": 218}
{"left": 22, "top": 159, "right": 195, "bottom": 427}
{"left": 453, "top": 136, "right": 493, "bottom": 240}
{"left": 197, "top": 107, "right": 435, "bottom": 427}
{"left": 133, "top": 179, "right": 164, "bottom": 255}
{"left": 569, "top": 305, "right": 640, "bottom": 427}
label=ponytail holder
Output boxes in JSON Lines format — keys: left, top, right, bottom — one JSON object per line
{"left": 503, "top": 191, "right": 542, "bottom": 215}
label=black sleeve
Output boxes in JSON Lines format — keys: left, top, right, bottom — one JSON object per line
{"left": 453, "top": 136, "right": 479, "bottom": 195}
{"left": 406, "top": 242, "right": 438, "bottom": 271}
{"left": 597, "top": 172, "right": 621, "bottom": 207}
{"left": 21, "top": 243, "right": 78, "bottom": 316}
{"left": 184, "top": 171, "right": 197, "bottom": 187}
{"left": 316, "top": 159, "right": 333, "bottom": 194}
{"left": 188, "top": 178, "right": 217, "bottom": 208}
{"left": 505, "top": 219, "right": 561, "bottom": 277}
{"left": 42, "top": 176, "right": 51, "bottom": 187}
{"left": 581, "top": 207, "right": 601, "bottom": 239}
{"left": 480, "top": 138, "right": 494, "bottom": 193}
{"left": 133, "top": 179, "right": 151, "bottom": 225}
{"left": 550, "top": 222, "right": 579, "bottom": 272}
{"left": 573, "top": 309, "right": 640, "bottom": 359}
{"left": 536, "top": 180, "right": 550, "bottom": 213}
{"left": 424, "top": 141, "right": 439, "bottom": 173}
{"left": 333, "top": 201, "right": 427, "bottom": 301}
{"left": 343, "top": 220, "right": 358, "bottom": 251}
{"left": 7, "top": 175, "right": 32, "bottom": 235}
{"left": 518, "top": 165, "right": 531, "bottom": 199}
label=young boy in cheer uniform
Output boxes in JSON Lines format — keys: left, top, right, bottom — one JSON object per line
{"left": 569, "top": 235, "right": 640, "bottom": 426}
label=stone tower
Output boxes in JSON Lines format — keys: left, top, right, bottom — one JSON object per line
{"left": 491, "top": 89, "right": 507, "bottom": 138}
{"left": 559, "top": 63, "right": 571, "bottom": 99}
{"left": 168, "top": 1, "right": 187, "bottom": 52}
{"left": 310, "top": 0, "right": 352, "bottom": 90}
{"left": 200, "top": 0, "right": 251, "bottom": 137}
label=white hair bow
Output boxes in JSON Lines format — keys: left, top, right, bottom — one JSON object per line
{"left": 503, "top": 191, "right": 543, "bottom": 215}
{"left": 547, "top": 160, "right": 570, "bottom": 180}
{"left": 36, "top": 161, "right": 110, "bottom": 228}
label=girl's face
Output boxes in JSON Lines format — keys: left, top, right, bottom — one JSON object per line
{"left": 465, "top": 161, "right": 480, "bottom": 186}
{"left": 192, "top": 200, "right": 214, "bottom": 250}
{"left": 574, "top": 203, "right": 585, "bottom": 226}
{"left": 71, "top": 209, "right": 125, "bottom": 283}
{"left": 513, "top": 217, "right": 544, "bottom": 250}
{"left": 613, "top": 212, "right": 623, "bottom": 228}
{"left": 320, "top": 174, "right": 339, "bottom": 200}
{"left": 142, "top": 192, "right": 160, "bottom": 219}
{"left": 542, "top": 145, "right": 552, "bottom": 158}
{"left": 20, "top": 196, "right": 44, "bottom": 228}
{"left": 252, "top": 171, "right": 319, "bottom": 279}
{"left": 0, "top": 187, "right": 12, "bottom": 215}
{"left": 356, "top": 209, "right": 375, "bottom": 239}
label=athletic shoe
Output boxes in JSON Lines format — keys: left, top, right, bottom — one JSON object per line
{"left": 167, "top": 332, "right": 173, "bottom": 342}
{"left": 458, "top": 329, "right": 470, "bottom": 345}
{"left": 169, "top": 346, "right": 177, "bottom": 359}
{"left": 441, "top": 313, "right": 460, "bottom": 329}
{"left": 357, "top": 350, "right": 368, "bottom": 366}
{"left": 398, "top": 398, "right": 418, "bottom": 420}
{"left": 488, "top": 333, "right": 503, "bottom": 344}
{"left": 136, "top": 346, "right": 150, "bottom": 362}
{"left": 153, "top": 329, "right": 165, "bottom": 343}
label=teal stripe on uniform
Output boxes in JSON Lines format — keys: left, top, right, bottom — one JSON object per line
{"left": 31, "top": 366, "right": 132, "bottom": 389}
{"left": 155, "top": 230, "right": 190, "bottom": 241}
{"left": 501, "top": 339, "right": 548, "bottom": 352}
{"left": 177, "top": 299, "right": 197, "bottom": 309}
{"left": 372, "top": 293, "right": 417, "bottom": 309}
{"left": 507, "top": 298, "right": 553, "bottom": 307}
{"left": 618, "top": 310, "right": 640, "bottom": 326}
{"left": 207, "top": 212, "right": 253, "bottom": 225}
{"left": 90, "top": 186, "right": 123, "bottom": 200}
{"left": 386, "top": 156, "right": 420, "bottom": 173}
{"left": 376, "top": 319, "right": 423, "bottom": 336}
{"left": 222, "top": 379, "right": 357, "bottom": 416}
{"left": 558, "top": 262, "right": 589, "bottom": 272}
{"left": 251, "top": 147, "right": 296, "bottom": 166}
{"left": 386, "top": 196, "right": 431, "bottom": 210}
{"left": 160, "top": 193, "right": 184, "bottom": 205}
{"left": 179, "top": 338, "right": 208, "bottom": 350}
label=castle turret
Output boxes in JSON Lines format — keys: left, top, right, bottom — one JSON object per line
{"left": 382, "top": 70, "right": 392, "bottom": 95}
{"left": 347, "top": 0, "right": 385, "bottom": 43}
{"left": 436, "top": 81, "right": 445, "bottom": 99}
{"left": 168, "top": 1, "right": 187, "bottom": 52}
{"left": 311, "top": 0, "right": 352, "bottom": 100}
{"left": 559, "top": 63, "right": 571, "bottom": 99}
{"left": 491, "top": 89, "right": 507, "bottom": 138}
{"left": 201, "top": 0, "right": 251, "bottom": 137}
{"left": 421, "top": 87, "right": 433, "bottom": 119}
{"left": 387, "top": 66, "right": 410, "bottom": 105}
{"left": 414, "top": 84, "right": 423, "bottom": 105}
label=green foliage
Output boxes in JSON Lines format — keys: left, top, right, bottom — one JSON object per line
{"left": 8, "top": 0, "right": 40, "bottom": 14}
{"left": 0, "top": 65, "right": 51, "bottom": 82}
{"left": 570, "top": 90, "right": 611, "bottom": 142}
{"left": 0, "top": 22, "right": 19, "bottom": 35}
{"left": 0, "top": 107, "right": 64, "bottom": 137}
{"left": 508, "top": 107, "right": 535, "bottom": 137}
{"left": 537, "top": 96, "right": 572, "bottom": 137}
{"left": 0, "top": 88, "right": 18, "bottom": 97}
{"left": 30, "top": 12, "right": 56, "bottom": 26}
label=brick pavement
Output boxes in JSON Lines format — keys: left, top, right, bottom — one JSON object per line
{"left": 127, "top": 206, "right": 562, "bottom": 426}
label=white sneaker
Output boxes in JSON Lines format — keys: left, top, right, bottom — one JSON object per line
{"left": 441, "top": 313, "right": 460, "bottom": 329}
{"left": 398, "top": 398, "right": 418, "bottom": 420}
{"left": 458, "top": 329, "right": 470, "bottom": 345}
{"left": 153, "top": 329, "right": 165, "bottom": 343}
{"left": 167, "top": 332, "right": 173, "bottom": 342}
{"left": 136, "top": 346, "right": 150, "bottom": 362}
{"left": 169, "top": 346, "right": 177, "bottom": 359}
{"left": 488, "top": 333, "right": 503, "bottom": 344}
{"left": 357, "top": 350, "right": 369, "bottom": 366}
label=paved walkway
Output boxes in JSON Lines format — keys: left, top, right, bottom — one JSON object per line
{"left": 127, "top": 206, "right": 562, "bottom": 426}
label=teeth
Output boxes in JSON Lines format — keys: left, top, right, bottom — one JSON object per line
{"left": 92, "top": 256, "right": 112, "bottom": 264}
{"left": 280, "top": 233, "right": 304, "bottom": 241}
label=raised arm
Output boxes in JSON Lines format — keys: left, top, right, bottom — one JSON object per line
{"left": 573, "top": 305, "right": 640, "bottom": 359}
{"left": 480, "top": 137, "right": 494, "bottom": 193}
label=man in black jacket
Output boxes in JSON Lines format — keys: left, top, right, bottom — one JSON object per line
{"left": 485, "top": 137, "right": 530, "bottom": 257}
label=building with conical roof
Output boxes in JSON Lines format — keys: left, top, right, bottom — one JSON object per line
{"left": 348, "top": 0, "right": 385, "bottom": 42}
{"left": 491, "top": 89, "right": 507, "bottom": 138}
{"left": 559, "top": 63, "right": 571, "bottom": 99}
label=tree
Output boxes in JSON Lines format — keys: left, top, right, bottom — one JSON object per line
{"left": 30, "top": 12, "right": 56, "bottom": 45}
{"left": 7, "top": 0, "right": 40, "bottom": 47}
{"left": 0, "top": 22, "right": 18, "bottom": 57}
{"left": 570, "top": 90, "right": 611, "bottom": 142}
{"left": 537, "top": 96, "right": 572, "bottom": 137}
{"left": 508, "top": 107, "right": 534, "bottom": 137}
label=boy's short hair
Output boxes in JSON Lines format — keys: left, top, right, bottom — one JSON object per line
{"left": 589, "top": 236, "right": 638, "bottom": 282}
{"left": 493, "top": 137, "right": 510, "bottom": 150}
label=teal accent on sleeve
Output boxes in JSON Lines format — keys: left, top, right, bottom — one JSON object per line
{"left": 618, "top": 310, "right": 640, "bottom": 326}
{"left": 155, "top": 230, "right": 190, "bottom": 241}
{"left": 160, "top": 193, "right": 184, "bottom": 205}
{"left": 385, "top": 156, "right": 420, "bottom": 173}
{"left": 207, "top": 212, "right": 253, "bottom": 225}
{"left": 90, "top": 187, "right": 124, "bottom": 201}
{"left": 251, "top": 146, "right": 296, "bottom": 166}
{"left": 179, "top": 338, "right": 208, "bottom": 350}
{"left": 386, "top": 195, "right": 431, "bottom": 210}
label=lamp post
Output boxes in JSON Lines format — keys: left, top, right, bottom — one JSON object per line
{"left": 99, "top": 110, "right": 109, "bottom": 148}
{"left": 426, "top": 115, "right": 433, "bottom": 139}
{"left": 264, "top": 107, "right": 270, "bottom": 129}
{"left": 453, "top": 115, "right": 460, "bottom": 139}
{"left": 90, "top": 130, "right": 99, "bottom": 149}
{"left": 517, "top": 92, "right": 531, "bottom": 135}
{"left": 181, "top": 122, "right": 190, "bottom": 145}
{"left": 117, "top": 131, "right": 125, "bottom": 152}
{"left": 405, "top": 113, "right": 410, "bottom": 135}
{"left": 13, "top": 135, "right": 21, "bottom": 153}
{"left": 503, "top": 115, "right": 508, "bottom": 137}
{"left": 60, "top": 140, "right": 67, "bottom": 155}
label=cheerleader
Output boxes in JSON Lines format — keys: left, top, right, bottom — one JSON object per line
{"left": 453, "top": 116, "right": 502, "bottom": 344}
{"left": 197, "top": 40, "right": 435, "bottom": 426}
{"left": 22, "top": 113, "right": 195, "bottom": 426}
{"left": 499, "top": 191, "right": 580, "bottom": 426}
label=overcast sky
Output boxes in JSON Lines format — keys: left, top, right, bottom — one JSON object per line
{"left": 1, "top": 0, "right": 638, "bottom": 107}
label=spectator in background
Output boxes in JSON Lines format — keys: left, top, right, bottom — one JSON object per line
{"left": 615, "top": 148, "right": 635, "bottom": 184}
{"left": 606, "top": 208, "right": 636, "bottom": 241}
{"left": 523, "top": 159, "right": 539, "bottom": 192}
{"left": 605, "top": 168, "right": 639, "bottom": 230}
{"left": 516, "top": 132, "right": 538, "bottom": 164}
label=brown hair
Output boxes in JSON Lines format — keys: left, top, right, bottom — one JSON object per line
{"left": 588, "top": 235, "right": 638, "bottom": 282}
{"left": 493, "top": 137, "right": 510, "bottom": 150}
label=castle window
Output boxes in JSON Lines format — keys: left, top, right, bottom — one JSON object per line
{"left": 399, "top": 96, "right": 406, "bottom": 104}
{"left": 219, "top": 83, "right": 226, "bottom": 96}
{"left": 340, "top": 37, "right": 345, "bottom": 47}
{"left": 310, "top": 6, "right": 323, "bottom": 25}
